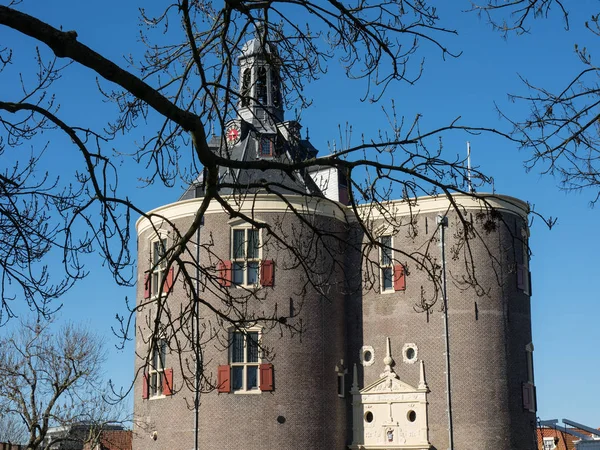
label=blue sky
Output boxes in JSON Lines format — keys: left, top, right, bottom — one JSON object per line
{"left": 2, "top": 0, "right": 599, "bottom": 427}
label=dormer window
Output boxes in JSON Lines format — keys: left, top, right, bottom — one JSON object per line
{"left": 260, "top": 137, "right": 274, "bottom": 157}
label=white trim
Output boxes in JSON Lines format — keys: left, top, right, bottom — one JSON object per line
{"left": 231, "top": 227, "right": 262, "bottom": 287}
{"left": 137, "top": 193, "right": 529, "bottom": 235}
{"left": 229, "top": 327, "right": 262, "bottom": 393}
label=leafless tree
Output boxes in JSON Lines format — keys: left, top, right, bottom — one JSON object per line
{"left": 0, "top": 1, "right": 534, "bottom": 401}
{"left": 472, "top": 0, "right": 600, "bottom": 205}
{"left": 0, "top": 319, "right": 119, "bottom": 450}
{"left": 0, "top": 413, "right": 27, "bottom": 445}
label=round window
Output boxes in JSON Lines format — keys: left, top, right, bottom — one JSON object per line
{"left": 402, "top": 343, "right": 418, "bottom": 364}
{"left": 407, "top": 410, "right": 416, "bottom": 422}
{"left": 360, "top": 346, "right": 375, "bottom": 366}
{"left": 365, "top": 411, "right": 374, "bottom": 423}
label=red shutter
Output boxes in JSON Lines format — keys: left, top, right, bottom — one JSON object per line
{"left": 162, "top": 368, "right": 173, "bottom": 396}
{"left": 260, "top": 363, "right": 274, "bottom": 391}
{"left": 393, "top": 264, "right": 406, "bottom": 291}
{"left": 517, "top": 263, "right": 525, "bottom": 290}
{"left": 217, "top": 365, "right": 231, "bottom": 393}
{"left": 144, "top": 274, "right": 151, "bottom": 299}
{"left": 142, "top": 372, "right": 149, "bottom": 399}
{"left": 163, "top": 268, "right": 174, "bottom": 293}
{"left": 218, "top": 261, "right": 232, "bottom": 287}
{"left": 260, "top": 260, "right": 275, "bottom": 287}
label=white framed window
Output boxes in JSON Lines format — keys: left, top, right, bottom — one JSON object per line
{"left": 543, "top": 437, "right": 557, "bottom": 450}
{"left": 230, "top": 329, "right": 261, "bottom": 392}
{"left": 232, "top": 228, "right": 260, "bottom": 286}
{"left": 151, "top": 237, "right": 167, "bottom": 297}
{"left": 150, "top": 338, "right": 167, "bottom": 397}
{"left": 379, "top": 235, "right": 393, "bottom": 292}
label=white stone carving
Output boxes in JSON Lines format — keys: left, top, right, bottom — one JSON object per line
{"left": 350, "top": 338, "right": 431, "bottom": 449}
{"left": 360, "top": 345, "right": 375, "bottom": 366}
{"left": 402, "top": 343, "right": 418, "bottom": 364}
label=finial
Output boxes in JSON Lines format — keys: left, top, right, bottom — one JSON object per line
{"left": 418, "top": 359, "right": 428, "bottom": 391}
{"left": 350, "top": 363, "right": 359, "bottom": 394}
{"left": 380, "top": 337, "right": 395, "bottom": 378}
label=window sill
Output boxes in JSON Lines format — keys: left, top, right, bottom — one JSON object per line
{"left": 149, "top": 394, "right": 167, "bottom": 400}
{"left": 232, "top": 390, "right": 262, "bottom": 395}
{"left": 380, "top": 289, "right": 395, "bottom": 295}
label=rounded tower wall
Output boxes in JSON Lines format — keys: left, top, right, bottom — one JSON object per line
{"left": 346, "top": 194, "right": 535, "bottom": 450}
{"left": 134, "top": 195, "right": 348, "bottom": 450}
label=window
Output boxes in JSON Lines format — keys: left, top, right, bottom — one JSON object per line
{"left": 151, "top": 238, "right": 167, "bottom": 296}
{"left": 378, "top": 235, "right": 406, "bottom": 293}
{"left": 241, "top": 68, "right": 251, "bottom": 107}
{"left": 380, "top": 235, "right": 393, "bottom": 292}
{"left": 543, "top": 437, "right": 557, "bottom": 450}
{"left": 232, "top": 228, "right": 260, "bottom": 286}
{"left": 260, "top": 137, "right": 274, "bottom": 157}
{"left": 231, "top": 330, "right": 260, "bottom": 392}
{"left": 142, "top": 338, "right": 174, "bottom": 399}
{"left": 257, "top": 66, "right": 267, "bottom": 104}
{"left": 144, "top": 236, "right": 174, "bottom": 299}
{"left": 216, "top": 329, "right": 274, "bottom": 394}
{"left": 217, "top": 226, "right": 274, "bottom": 288}
{"left": 150, "top": 339, "right": 167, "bottom": 396}
{"left": 271, "top": 68, "right": 281, "bottom": 107}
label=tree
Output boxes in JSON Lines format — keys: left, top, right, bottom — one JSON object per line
{"left": 0, "top": 319, "right": 113, "bottom": 450}
{"left": 0, "top": 1, "right": 537, "bottom": 396}
{"left": 0, "top": 413, "right": 27, "bottom": 444}
{"left": 473, "top": 0, "right": 600, "bottom": 204}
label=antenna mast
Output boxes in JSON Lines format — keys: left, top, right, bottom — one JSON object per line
{"left": 467, "top": 141, "right": 473, "bottom": 193}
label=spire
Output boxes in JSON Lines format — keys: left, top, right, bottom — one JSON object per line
{"left": 418, "top": 359, "right": 428, "bottom": 391}
{"left": 238, "top": 24, "right": 283, "bottom": 125}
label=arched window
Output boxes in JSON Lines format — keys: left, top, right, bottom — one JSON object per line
{"left": 271, "top": 68, "right": 281, "bottom": 107}
{"left": 241, "top": 68, "right": 251, "bottom": 107}
{"left": 257, "top": 67, "right": 267, "bottom": 104}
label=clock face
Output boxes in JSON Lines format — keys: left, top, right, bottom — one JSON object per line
{"left": 226, "top": 124, "right": 241, "bottom": 145}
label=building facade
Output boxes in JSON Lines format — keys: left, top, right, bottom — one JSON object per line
{"left": 132, "top": 32, "right": 537, "bottom": 450}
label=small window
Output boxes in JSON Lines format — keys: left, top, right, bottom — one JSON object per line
{"left": 543, "top": 437, "right": 557, "bottom": 450}
{"left": 151, "top": 237, "right": 167, "bottom": 297}
{"left": 402, "top": 343, "right": 418, "bottom": 364}
{"left": 260, "top": 137, "right": 274, "bottom": 157}
{"left": 271, "top": 68, "right": 281, "bottom": 107}
{"left": 360, "top": 346, "right": 375, "bottom": 366}
{"left": 379, "top": 235, "right": 393, "bottom": 292}
{"left": 232, "top": 228, "right": 260, "bottom": 286}
{"left": 241, "top": 68, "right": 251, "bottom": 107}
{"left": 150, "top": 339, "right": 167, "bottom": 397}
{"left": 257, "top": 67, "right": 267, "bottom": 104}
{"left": 230, "top": 330, "right": 260, "bottom": 392}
